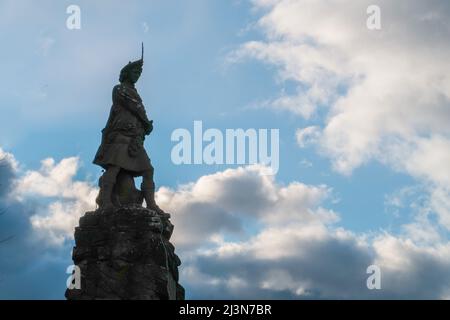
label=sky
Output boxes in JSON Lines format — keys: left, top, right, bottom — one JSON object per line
{"left": 1, "top": 0, "right": 450, "bottom": 299}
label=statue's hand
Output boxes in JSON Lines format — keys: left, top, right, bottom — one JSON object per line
{"left": 145, "top": 120, "right": 153, "bottom": 135}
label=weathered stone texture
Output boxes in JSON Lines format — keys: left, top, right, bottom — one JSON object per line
{"left": 65, "top": 206, "right": 184, "bottom": 300}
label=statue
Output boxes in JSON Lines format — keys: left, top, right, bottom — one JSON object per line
{"left": 66, "top": 44, "right": 184, "bottom": 300}
{"left": 93, "top": 44, "right": 161, "bottom": 213}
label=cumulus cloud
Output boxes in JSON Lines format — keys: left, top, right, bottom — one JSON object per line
{"left": 157, "top": 165, "right": 337, "bottom": 250}
{"left": 233, "top": 0, "right": 450, "bottom": 180}
{"left": 155, "top": 165, "right": 450, "bottom": 299}
{"left": 185, "top": 226, "right": 372, "bottom": 299}
{"left": 0, "top": 149, "right": 74, "bottom": 298}
{"left": 187, "top": 229, "right": 450, "bottom": 299}
{"left": 2, "top": 151, "right": 98, "bottom": 246}
{"left": 296, "top": 126, "right": 321, "bottom": 148}
{"left": 230, "top": 0, "right": 450, "bottom": 237}
{"left": 372, "top": 235, "right": 450, "bottom": 299}
{"left": 11, "top": 156, "right": 97, "bottom": 245}
{"left": 2, "top": 149, "right": 450, "bottom": 298}
{"left": 0, "top": 148, "right": 19, "bottom": 245}
{"left": 0, "top": 148, "right": 18, "bottom": 197}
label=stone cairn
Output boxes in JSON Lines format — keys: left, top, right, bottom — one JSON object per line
{"left": 65, "top": 173, "right": 184, "bottom": 300}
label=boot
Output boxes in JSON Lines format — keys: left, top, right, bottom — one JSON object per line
{"left": 141, "top": 182, "right": 163, "bottom": 214}
{"left": 99, "top": 181, "right": 115, "bottom": 212}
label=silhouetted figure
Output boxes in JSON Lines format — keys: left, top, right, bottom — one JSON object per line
{"left": 93, "top": 44, "right": 162, "bottom": 213}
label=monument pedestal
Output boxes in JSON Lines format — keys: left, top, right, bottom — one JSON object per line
{"left": 65, "top": 205, "right": 184, "bottom": 300}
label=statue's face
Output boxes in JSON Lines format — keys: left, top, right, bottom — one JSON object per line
{"left": 129, "top": 67, "right": 142, "bottom": 84}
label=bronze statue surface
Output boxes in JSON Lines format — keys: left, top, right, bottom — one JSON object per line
{"left": 66, "top": 44, "right": 184, "bottom": 301}
{"left": 93, "top": 44, "right": 161, "bottom": 213}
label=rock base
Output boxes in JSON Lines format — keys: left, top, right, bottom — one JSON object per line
{"left": 65, "top": 205, "right": 184, "bottom": 300}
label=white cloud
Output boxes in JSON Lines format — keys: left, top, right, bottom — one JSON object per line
{"left": 11, "top": 156, "right": 97, "bottom": 246}
{"left": 430, "top": 187, "right": 450, "bottom": 231}
{"left": 0, "top": 148, "right": 19, "bottom": 198}
{"left": 230, "top": 0, "right": 450, "bottom": 239}
{"left": 4, "top": 151, "right": 450, "bottom": 298}
{"left": 155, "top": 165, "right": 450, "bottom": 298}
{"left": 30, "top": 200, "right": 88, "bottom": 245}
{"left": 296, "top": 126, "right": 321, "bottom": 148}
{"left": 158, "top": 165, "right": 337, "bottom": 250}
{"left": 233, "top": 0, "right": 450, "bottom": 182}
{"left": 0, "top": 147, "right": 19, "bottom": 173}
{"left": 183, "top": 220, "right": 450, "bottom": 298}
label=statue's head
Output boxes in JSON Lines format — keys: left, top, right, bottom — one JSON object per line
{"left": 119, "top": 43, "right": 144, "bottom": 84}
{"left": 119, "top": 61, "right": 143, "bottom": 84}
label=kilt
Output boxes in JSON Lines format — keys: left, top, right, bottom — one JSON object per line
{"left": 93, "top": 132, "right": 152, "bottom": 175}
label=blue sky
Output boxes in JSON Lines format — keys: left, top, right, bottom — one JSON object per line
{"left": 1, "top": 0, "right": 450, "bottom": 299}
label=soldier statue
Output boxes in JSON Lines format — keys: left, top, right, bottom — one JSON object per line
{"left": 93, "top": 44, "right": 162, "bottom": 213}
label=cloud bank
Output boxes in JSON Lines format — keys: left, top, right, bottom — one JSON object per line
{"left": 2, "top": 148, "right": 450, "bottom": 298}
{"left": 232, "top": 0, "right": 450, "bottom": 182}
{"left": 162, "top": 165, "right": 450, "bottom": 299}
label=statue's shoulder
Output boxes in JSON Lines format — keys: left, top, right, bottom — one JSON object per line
{"left": 113, "top": 83, "right": 139, "bottom": 97}
{"left": 112, "top": 84, "right": 133, "bottom": 101}
{"left": 113, "top": 83, "right": 126, "bottom": 94}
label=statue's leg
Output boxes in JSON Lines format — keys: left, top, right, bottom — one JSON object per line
{"left": 99, "top": 165, "right": 120, "bottom": 211}
{"left": 141, "top": 165, "right": 163, "bottom": 213}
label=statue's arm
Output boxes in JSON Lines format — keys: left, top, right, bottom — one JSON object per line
{"left": 114, "top": 85, "right": 153, "bottom": 134}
